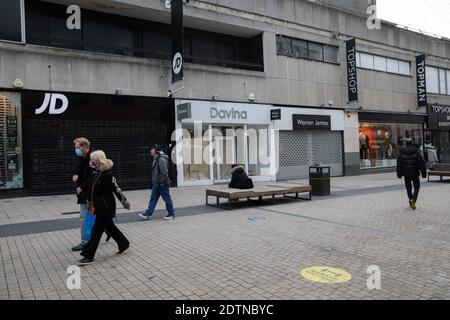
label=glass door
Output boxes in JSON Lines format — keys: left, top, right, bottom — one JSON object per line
{"left": 182, "top": 124, "right": 211, "bottom": 182}
{"left": 212, "top": 126, "right": 244, "bottom": 182}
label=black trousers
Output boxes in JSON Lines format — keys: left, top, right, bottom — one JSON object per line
{"left": 81, "top": 214, "right": 129, "bottom": 260}
{"left": 404, "top": 176, "right": 420, "bottom": 202}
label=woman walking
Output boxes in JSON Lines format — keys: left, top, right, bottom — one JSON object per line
{"left": 78, "top": 150, "right": 131, "bottom": 265}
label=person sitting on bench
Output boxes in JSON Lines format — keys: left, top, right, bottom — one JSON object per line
{"left": 228, "top": 165, "right": 254, "bottom": 189}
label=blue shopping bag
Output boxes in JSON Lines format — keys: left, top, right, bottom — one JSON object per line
{"left": 83, "top": 209, "right": 96, "bottom": 240}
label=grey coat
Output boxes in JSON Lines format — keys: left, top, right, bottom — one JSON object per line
{"left": 151, "top": 153, "right": 171, "bottom": 187}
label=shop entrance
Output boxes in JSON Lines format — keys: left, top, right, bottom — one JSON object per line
{"left": 211, "top": 126, "right": 244, "bottom": 183}
{"left": 181, "top": 124, "right": 271, "bottom": 185}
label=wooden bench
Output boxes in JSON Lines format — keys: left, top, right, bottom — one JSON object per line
{"left": 428, "top": 163, "right": 450, "bottom": 182}
{"left": 206, "top": 183, "right": 312, "bottom": 210}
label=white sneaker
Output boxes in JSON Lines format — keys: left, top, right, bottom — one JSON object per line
{"left": 139, "top": 213, "right": 152, "bottom": 220}
{"left": 163, "top": 215, "right": 175, "bottom": 220}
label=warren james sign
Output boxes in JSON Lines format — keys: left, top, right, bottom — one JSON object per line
{"left": 293, "top": 115, "right": 331, "bottom": 131}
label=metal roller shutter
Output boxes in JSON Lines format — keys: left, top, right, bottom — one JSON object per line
{"left": 277, "top": 130, "right": 343, "bottom": 180}
{"left": 22, "top": 93, "right": 175, "bottom": 196}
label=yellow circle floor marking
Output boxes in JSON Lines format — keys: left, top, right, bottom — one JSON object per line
{"left": 300, "top": 266, "right": 352, "bottom": 284}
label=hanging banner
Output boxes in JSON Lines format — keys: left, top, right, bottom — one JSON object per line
{"left": 346, "top": 39, "right": 358, "bottom": 103}
{"left": 416, "top": 55, "right": 428, "bottom": 107}
{"left": 171, "top": 0, "right": 184, "bottom": 84}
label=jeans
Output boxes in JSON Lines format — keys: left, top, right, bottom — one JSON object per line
{"left": 404, "top": 176, "right": 420, "bottom": 202}
{"left": 80, "top": 204, "right": 90, "bottom": 245}
{"left": 144, "top": 185, "right": 175, "bottom": 216}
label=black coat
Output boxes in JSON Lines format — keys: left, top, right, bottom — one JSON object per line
{"left": 228, "top": 166, "right": 254, "bottom": 189}
{"left": 87, "top": 170, "right": 127, "bottom": 219}
{"left": 397, "top": 145, "right": 427, "bottom": 178}
{"left": 73, "top": 150, "right": 93, "bottom": 204}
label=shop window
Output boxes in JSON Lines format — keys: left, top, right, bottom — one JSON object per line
{"left": 447, "top": 70, "right": 450, "bottom": 96}
{"left": 323, "top": 45, "right": 339, "bottom": 63}
{"left": 0, "top": 92, "right": 23, "bottom": 190}
{"left": 0, "top": 0, "right": 23, "bottom": 42}
{"left": 386, "top": 58, "right": 399, "bottom": 74}
{"left": 359, "top": 123, "right": 423, "bottom": 170}
{"left": 247, "top": 126, "right": 270, "bottom": 177}
{"left": 276, "top": 36, "right": 292, "bottom": 56}
{"left": 356, "top": 52, "right": 411, "bottom": 76}
{"left": 426, "top": 66, "right": 439, "bottom": 94}
{"left": 25, "top": 0, "right": 263, "bottom": 72}
{"left": 374, "top": 56, "right": 387, "bottom": 71}
{"left": 308, "top": 42, "right": 323, "bottom": 61}
{"left": 215, "top": 40, "right": 236, "bottom": 68}
{"left": 292, "top": 39, "right": 308, "bottom": 59}
{"left": 182, "top": 125, "right": 211, "bottom": 182}
{"left": 360, "top": 53, "right": 374, "bottom": 69}
{"left": 399, "top": 60, "right": 411, "bottom": 75}
{"left": 114, "top": 24, "right": 141, "bottom": 57}
{"left": 48, "top": 12, "right": 82, "bottom": 50}
{"left": 439, "top": 68, "right": 447, "bottom": 95}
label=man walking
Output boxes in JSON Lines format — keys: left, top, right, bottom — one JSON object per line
{"left": 72, "top": 138, "right": 94, "bottom": 251}
{"left": 397, "top": 138, "right": 427, "bottom": 210}
{"left": 139, "top": 144, "right": 175, "bottom": 220}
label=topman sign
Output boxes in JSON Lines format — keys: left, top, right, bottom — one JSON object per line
{"left": 416, "top": 55, "right": 428, "bottom": 107}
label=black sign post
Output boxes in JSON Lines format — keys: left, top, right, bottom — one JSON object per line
{"left": 416, "top": 55, "right": 428, "bottom": 107}
{"left": 293, "top": 115, "right": 331, "bottom": 131}
{"left": 171, "top": 0, "right": 184, "bottom": 84}
{"left": 270, "top": 109, "right": 281, "bottom": 121}
{"left": 177, "top": 103, "right": 191, "bottom": 120}
{"left": 346, "top": 39, "right": 358, "bottom": 103}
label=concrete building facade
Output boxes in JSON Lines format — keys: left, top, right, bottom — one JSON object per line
{"left": 0, "top": 0, "right": 449, "bottom": 195}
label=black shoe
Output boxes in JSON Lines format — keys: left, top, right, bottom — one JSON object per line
{"left": 164, "top": 214, "right": 175, "bottom": 220}
{"left": 116, "top": 244, "right": 130, "bottom": 255}
{"left": 72, "top": 244, "right": 85, "bottom": 252}
{"left": 78, "top": 257, "right": 94, "bottom": 266}
{"left": 106, "top": 235, "right": 111, "bottom": 242}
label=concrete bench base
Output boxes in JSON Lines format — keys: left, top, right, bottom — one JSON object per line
{"left": 206, "top": 183, "right": 312, "bottom": 210}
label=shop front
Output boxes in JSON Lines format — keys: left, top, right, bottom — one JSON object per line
{"left": 427, "top": 103, "right": 450, "bottom": 163}
{"left": 273, "top": 107, "right": 345, "bottom": 180}
{"left": 0, "top": 91, "right": 23, "bottom": 192}
{"left": 174, "top": 100, "right": 276, "bottom": 187}
{"left": 358, "top": 112, "right": 425, "bottom": 170}
{"left": 18, "top": 90, "right": 174, "bottom": 195}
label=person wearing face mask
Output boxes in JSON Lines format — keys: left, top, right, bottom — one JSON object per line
{"left": 71, "top": 138, "right": 94, "bottom": 252}
{"left": 78, "top": 150, "right": 131, "bottom": 265}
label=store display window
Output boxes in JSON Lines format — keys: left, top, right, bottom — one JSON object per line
{"left": 359, "top": 123, "right": 423, "bottom": 169}
{"left": 0, "top": 92, "right": 23, "bottom": 190}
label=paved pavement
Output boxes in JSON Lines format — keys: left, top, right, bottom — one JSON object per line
{"left": 1, "top": 173, "right": 450, "bottom": 300}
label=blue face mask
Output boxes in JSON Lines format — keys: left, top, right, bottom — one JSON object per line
{"left": 75, "top": 148, "right": 83, "bottom": 157}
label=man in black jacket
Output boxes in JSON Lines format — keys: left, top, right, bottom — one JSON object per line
{"left": 397, "top": 138, "right": 427, "bottom": 210}
{"left": 72, "top": 138, "right": 93, "bottom": 251}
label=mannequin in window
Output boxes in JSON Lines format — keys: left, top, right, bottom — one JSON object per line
{"left": 384, "top": 131, "right": 392, "bottom": 159}
{"left": 359, "top": 131, "right": 369, "bottom": 159}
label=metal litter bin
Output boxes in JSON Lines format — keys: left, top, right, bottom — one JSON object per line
{"left": 309, "top": 165, "right": 331, "bottom": 196}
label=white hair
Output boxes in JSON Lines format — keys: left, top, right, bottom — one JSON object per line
{"left": 90, "top": 150, "right": 114, "bottom": 171}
